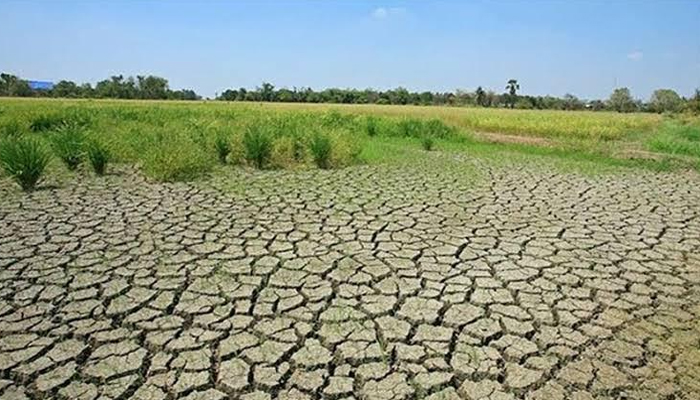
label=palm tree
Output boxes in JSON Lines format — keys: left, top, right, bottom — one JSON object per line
{"left": 505, "top": 79, "right": 519, "bottom": 108}
{"left": 475, "top": 86, "right": 485, "bottom": 107}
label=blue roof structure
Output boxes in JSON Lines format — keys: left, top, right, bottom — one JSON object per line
{"left": 28, "top": 81, "right": 54, "bottom": 90}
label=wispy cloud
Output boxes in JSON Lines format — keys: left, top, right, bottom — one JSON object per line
{"left": 627, "top": 51, "right": 643, "bottom": 61}
{"left": 371, "top": 7, "right": 406, "bottom": 19}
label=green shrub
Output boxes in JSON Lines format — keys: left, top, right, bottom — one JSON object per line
{"left": 0, "top": 137, "right": 50, "bottom": 191}
{"left": 421, "top": 136, "right": 435, "bottom": 151}
{"left": 243, "top": 125, "right": 272, "bottom": 169}
{"left": 51, "top": 125, "right": 85, "bottom": 171}
{"left": 309, "top": 133, "right": 332, "bottom": 169}
{"left": 86, "top": 140, "right": 110, "bottom": 175}
{"left": 214, "top": 134, "right": 232, "bottom": 164}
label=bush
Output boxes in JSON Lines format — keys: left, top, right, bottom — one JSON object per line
{"left": 309, "top": 133, "right": 332, "bottom": 169}
{"left": 50, "top": 125, "right": 85, "bottom": 171}
{"left": 0, "top": 137, "right": 50, "bottom": 191}
{"left": 214, "top": 134, "right": 231, "bottom": 164}
{"left": 243, "top": 125, "right": 272, "bottom": 169}
{"left": 421, "top": 136, "right": 435, "bottom": 151}
{"left": 86, "top": 140, "right": 110, "bottom": 175}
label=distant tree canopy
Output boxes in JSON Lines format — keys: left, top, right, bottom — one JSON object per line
{"left": 2, "top": 72, "right": 699, "bottom": 114}
{"left": 0, "top": 72, "right": 200, "bottom": 100}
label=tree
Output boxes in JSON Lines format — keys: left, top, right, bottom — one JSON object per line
{"left": 0, "top": 73, "right": 32, "bottom": 96}
{"left": 475, "top": 86, "right": 486, "bottom": 107}
{"left": 649, "top": 89, "right": 682, "bottom": 113}
{"left": 259, "top": 82, "right": 275, "bottom": 102}
{"left": 505, "top": 79, "right": 520, "bottom": 108}
{"left": 687, "top": 89, "right": 700, "bottom": 114}
{"left": 608, "top": 87, "right": 637, "bottom": 113}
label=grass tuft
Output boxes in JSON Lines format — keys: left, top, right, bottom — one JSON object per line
{"left": 86, "top": 140, "right": 110, "bottom": 175}
{"left": 214, "top": 134, "right": 232, "bottom": 164}
{"left": 50, "top": 125, "right": 85, "bottom": 171}
{"left": 309, "top": 133, "right": 333, "bottom": 169}
{"left": 0, "top": 137, "right": 50, "bottom": 191}
{"left": 421, "top": 136, "right": 435, "bottom": 151}
{"left": 243, "top": 125, "right": 272, "bottom": 169}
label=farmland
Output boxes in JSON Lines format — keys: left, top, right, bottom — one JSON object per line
{"left": 1, "top": 99, "right": 700, "bottom": 400}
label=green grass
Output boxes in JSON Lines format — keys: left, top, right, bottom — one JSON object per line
{"left": 647, "top": 122, "right": 700, "bottom": 159}
{"left": 0, "top": 98, "right": 697, "bottom": 188}
{"left": 0, "top": 137, "right": 51, "bottom": 191}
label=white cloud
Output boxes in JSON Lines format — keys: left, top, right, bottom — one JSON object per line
{"left": 371, "top": 7, "right": 406, "bottom": 19}
{"left": 627, "top": 51, "right": 643, "bottom": 61}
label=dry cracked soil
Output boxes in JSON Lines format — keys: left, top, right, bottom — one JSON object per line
{"left": 1, "top": 154, "right": 699, "bottom": 400}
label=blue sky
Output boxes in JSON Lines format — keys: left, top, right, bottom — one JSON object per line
{"left": 1, "top": 1, "right": 699, "bottom": 99}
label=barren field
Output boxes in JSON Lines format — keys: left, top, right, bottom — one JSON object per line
{"left": 1, "top": 149, "right": 699, "bottom": 400}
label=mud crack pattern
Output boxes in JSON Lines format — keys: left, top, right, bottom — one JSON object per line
{"left": 1, "top": 158, "right": 700, "bottom": 400}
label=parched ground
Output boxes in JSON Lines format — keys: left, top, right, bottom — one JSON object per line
{"left": 1, "top": 155, "right": 700, "bottom": 400}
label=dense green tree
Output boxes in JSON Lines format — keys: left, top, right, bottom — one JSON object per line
{"left": 608, "top": 87, "right": 637, "bottom": 113}
{"left": 649, "top": 89, "right": 682, "bottom": 113}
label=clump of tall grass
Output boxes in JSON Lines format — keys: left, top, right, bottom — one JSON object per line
{"left": 214, "top": 134, "right": 232, "bottom": 164}
{"left": 30, "top": 109, "right": 91, "bottom": 132}
{"left": 309, "top": 133, "right": 333, "bottom": 169}
{"left": 421, "top": 135, "right": 435, "bottom": 151}
{"left": 1, "top": 119, "right": 25, "bottom": 138}
{"left": 86, "top": 140, "right": 110, "bottom": 175}
{"left": 365, "top": 116, "right": 379, "bottom": 137}
{"left": 50, "top": 125, "right": 85, "bottom": 171}
{"left": 142, "top": 137, "right": 213, "bottom": 181}
{"left": 270, "top": 136, "right": 301, "bottom": 169}
{"left": 243, "top": 125, "right": 272, "bottom": 169}
{"left": 0, "top": 137, "right": 51, "bottom": 191}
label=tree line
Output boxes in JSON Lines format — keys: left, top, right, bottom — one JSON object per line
{"left": 218, "top": 81, "right": 700, "bottom": 114}
{"left": 2, "top": 72, "right": 699, "bottom": 114}
{"left": 0, "top": 73, "right": 200, "bottom": 101}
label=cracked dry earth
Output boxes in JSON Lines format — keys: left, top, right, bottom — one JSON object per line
{"left": 1, "top": 156, "right": 700, "bottom": 400}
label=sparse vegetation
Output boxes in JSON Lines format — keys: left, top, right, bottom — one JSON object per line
{"left": 86, "top": 140, "right": 110, "bottom": 175}
{"left": 214, "top": 134, "right": 232, "bottom": 164}
{"left": 50, "top": 124, "right": 85, "bottom": 170}
{"left": 242, "top": 125, "right": 272, "bottom": 169}
{"left": 0, "top": 137, "right": 50, "bottom": 190}
{"left": 310, "top": 133, "right": 332, "bottom": 169}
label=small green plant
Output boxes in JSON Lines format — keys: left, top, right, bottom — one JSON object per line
{"left": 366, "top": 116, "right": 379, "bottom": 137}
{"left": 214, "top": 134, "right": 231, "bottom": 164}
{"left": 243, "top": 125, "right": 272, "bottom": 169}
{"left": 86, "top": 140, "right": 110, "bottom": 175}
{"left": 421, "top": 135, "right": 435, "bottom": 151}
{"left": 0, "top": 137, "right": 50, "bottom": 191}
{"left": 310, "top": 133, "right": 333, "bottom": 169}
{"left": 51, "top": 125, "right": 85, "bottom": 171}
